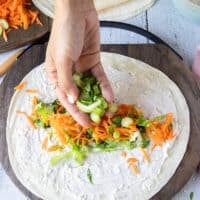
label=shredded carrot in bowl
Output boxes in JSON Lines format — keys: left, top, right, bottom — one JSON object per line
{"left": 0, "top": 0, "right": 42, "bottom": 41}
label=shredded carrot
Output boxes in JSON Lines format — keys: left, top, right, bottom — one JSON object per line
{"left": 0, "top": 0, "right": 42, "bottom": 41}
{"left": 14, "top": 81, "right": 27, "bottom": 91}
{"left": 146, "top": 113, "right": 175, "bottom": 148}
{"left": 141, "top": 148, "right": 150, "bottom": 163}
{"left": 42, "top": 136, "right": 48, "bottom": 150}
{"left": 130, "top": 163, "right": 139, "bottom": 174}
{"left": 47, "top": 145, "right": 61, "bottom": 152}
{"left": 31, "top": 96, "right": 38, "bottom": 115}
{"left": 25, "top": 89, "right": 38, "bottom": 93}
{"left": 127, "top": 157, "right": 139, "bottom": 164}
{"left": 121, "top": 150, "right": 127, "bottom": 158}
{"left": 16, "top": 110, "right": 37, "bottom": 129}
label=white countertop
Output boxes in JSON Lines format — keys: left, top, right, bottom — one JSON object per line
{"left": 0, "top": 0, "right": 200, "bottom": 199}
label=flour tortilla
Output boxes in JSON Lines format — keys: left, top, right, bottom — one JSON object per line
{"left": 32, "top": 0, "right": 156, "bottom": 20}
{"left": 95, "top": 0, "right": 129, "bottom": 11}
{"left": 6, "top": 52, "right": 190, "bottom": 200}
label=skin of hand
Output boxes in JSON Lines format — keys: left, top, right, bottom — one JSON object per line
{"left": 45, "top": 0, "right": 114, "bottom": 127}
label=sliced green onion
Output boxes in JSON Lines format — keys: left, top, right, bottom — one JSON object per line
{"left": 73, "top": 73, "right": 83, "bottom": 87}
{"left": 0, "top": 26, "right": 2, "bottom": 36}
{"left": 112, "top": 115, "right": 122, "bottom": 126}
{"left": 76, "top": 99, "right": 102, "bottom": 113}
{"left": 136, "top": 115, "right": 150, "bottom": 127}
{"left": 0, "top": 19, "right": 9, "bottom": 30}
{"left": 87, "top": 168, "right": 93, "bottom": 184}
{"left": 113, "top": 131, "right": 120, "bottom": 139}
{"left": 50, "top": 152, "right": 71, "bottom": 166}
{"left": 121, "top": 117, "right": 133, "bottom": 128}
{"left": 90, "top": 112, "right": 101, "bottom": 124}
{"left": 108, "top": 102, "right": 118, "bottom": 113}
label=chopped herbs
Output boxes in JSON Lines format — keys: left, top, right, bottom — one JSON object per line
{"left": 189, "top": 192, "right": 194, "bottom": 200}
{"left": 112, "top": 115, "right": 122, "bottom": 126}
{"left": 87, "top": 168, "right": 93, "bottom": 184}
{"left": 136, "top": 115, "right": 150, "bottom": 127}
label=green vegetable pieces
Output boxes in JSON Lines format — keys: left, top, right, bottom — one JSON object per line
{"left": 73, "top": 73, "right": 108, "bottom": 123}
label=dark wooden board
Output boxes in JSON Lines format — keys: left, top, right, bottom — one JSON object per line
{"left": 0, "top": 43, "right": 200, "bottom": 200}
{"left": 0, "top": 4, "right": 52, "bottom": 53}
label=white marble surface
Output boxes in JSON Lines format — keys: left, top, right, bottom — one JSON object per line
{"left": 0, "top": 0, "right": 200, "bottom": 199}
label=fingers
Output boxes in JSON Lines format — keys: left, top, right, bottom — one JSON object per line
{"left": 56, "top": 87, "right": 91, "bottom": 127}
{"left": 92, "top": 63, "right": 114, "bottom": 103}
{"left": 75, "top": 51, "right": 100, "bottom": 72}
{"left": 56, "top": 55, "right": 79, "bottom": 104}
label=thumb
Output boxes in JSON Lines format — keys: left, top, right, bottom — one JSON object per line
{"left": 193, "top": 46, "right": 200, "bottom": 78}
{"left": 56, "top": 56, "right": 79, "bottom": 104}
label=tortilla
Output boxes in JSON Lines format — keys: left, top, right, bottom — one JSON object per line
{"left": 95, "top": 0, "right": 129, "bottom": 11}
{"left": 32, "top": 0, "right": 156, "bottom": 20}
{"left": 6, "top": 52, "right": 189, "bottom": 200}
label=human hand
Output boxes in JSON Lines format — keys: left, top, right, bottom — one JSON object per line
{"left": 45, "top": 0, "right": 114, "bottom": 127}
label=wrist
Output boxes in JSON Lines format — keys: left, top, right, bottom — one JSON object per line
{"left": 55, "top": 0, "right": 95, "bottom": 13}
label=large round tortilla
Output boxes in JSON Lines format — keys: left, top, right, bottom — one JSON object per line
{"left": 6, "top": 52, "right": 189, "bottom": 200}
{"left": 32, "top": 0, "right": 156, "bottom": 21}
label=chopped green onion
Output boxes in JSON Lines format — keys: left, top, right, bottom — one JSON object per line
{"left": 71, "top": 144, "right": 87, "bottom": 165}
{"left": 73, "top": 73, "right": 83, "bottom": 87}
{"left": 0, "top": 19, "right": 9, "bottom": 30}
{"left": 76, "top": 99, "right": 102, "bottom": 113}
{"left": 50, "top": 152, "right": 71, "bottom": 166}
{"left": 121, "top": 117, "right": 133, "bottom": 128}
{"left": 189, "top": 192, "right": 194, "bottom": 200}
{"left": 113, "top": 131, "right": 120, "bottom": 139}
{"left": 108, "top": 102, "right": 118, "bottom": 113}
{"left": 87, "top": 168, "right": 93, "bottom": 184}
{"left": 136, "top": 115, "right": 150, "bottom": 127}
{"left": 0, "top": 26, "right": 2, "bottom": 37}
{"left": 112, "top": 115, "right": 122, "bottom": 126}
{"left": 90, "top": 112, "right": 101, "bottom": 124}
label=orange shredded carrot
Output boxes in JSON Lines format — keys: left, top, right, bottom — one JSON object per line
{"left": 141, "top": 148, "right": 150, "bottom": 163}
{"left": 121, "top": 150, "right": 127, "bottom": 158}
{"left": 16, "top": 110, "right": 37, "bottom": 129}
{"left": 14, "top": 81, "right": 27, "bottom": 91}
{"left": 146, "top": 113, "right": 175, "bottom": 148}
{"left": 47, "top": 145, "right": 61, "bottom": 152}
{"left": 31, "top": 96, "right": 38, "bottom": 117}
{"left": 0, "top": 0, "right": 42, "bottom": 41}
{"left": 130, "top": 163, "right": 139, "bottom": 174}
{"left": 42, "top": 136, "right": 48, "bottom": 150}
{"left": 127, "top": 157, "right": 139, "bottom": 164}
{"left": 25, "top": 89, "right": 38, "bottom": 93}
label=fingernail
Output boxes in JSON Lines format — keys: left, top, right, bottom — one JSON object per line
{"left": 68, "top": 95, "right": 75, "bottom": 104}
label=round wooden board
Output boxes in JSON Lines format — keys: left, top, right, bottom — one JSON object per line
{"left": 0, "top": 43, "right": 200, "bottom": 200}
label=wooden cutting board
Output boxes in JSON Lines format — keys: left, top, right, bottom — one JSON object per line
{"left": 0, "top": 43, "right": 200, "bottom": 200}
{"left": 0, "top": 4, "right": 52, "bottom": 53}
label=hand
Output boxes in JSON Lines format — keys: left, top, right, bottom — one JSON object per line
{"left": 45, "top": 0, "right": 114, "bottom": 127}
